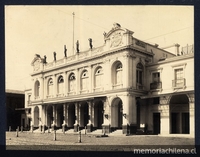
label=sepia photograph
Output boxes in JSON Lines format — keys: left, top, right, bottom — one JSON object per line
{"left": 5, "top": 5, "right": 195, "bottom": 153}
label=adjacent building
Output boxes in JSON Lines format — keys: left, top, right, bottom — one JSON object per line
{"left": 24, "top": 23, "right": 194, "bottom": 136}
{"left": 6, "top": 89, "right": 26, "bottom": 130}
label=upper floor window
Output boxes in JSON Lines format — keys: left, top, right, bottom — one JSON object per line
{"left": 57, "top": 76, "right": 64, "bottom": 94}
{"left": 171, "top": 63, "right": 186, "bottom": 89}
{"left": 175, "top": 68, "right": 183, "bottom": 80}
{"left": 152, "top": 72, "right": 160, "bottom": 83}
{"left": 94, "top": 67, "right": 103, "bottom": 88}
{"left": 34, "top": 80, "right": 40, "bottom": 98}
{"left": 47, "top": 78, "right": 53, "bottom": 96}
{"left": 81, "top": 70, "right": 89, "bottom": 90}
{"left": 69, "top": 73, "right": 76, "bottom": 92}
{"left": 173, "top": 68, "right": 185, "bottom": 87}
{"left": 115, "top": 63, "right": 123, "bottom": 85}
{"left": 136, "top": 63, "right": 143, "bottom": 85}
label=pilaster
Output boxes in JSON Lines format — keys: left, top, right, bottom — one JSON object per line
{"left": 53, "top": 74, "right": 57, "bottom": 97}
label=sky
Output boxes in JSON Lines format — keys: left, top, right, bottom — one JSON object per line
{"left": 5, "top": 5, "right": 194, "bottom": 91}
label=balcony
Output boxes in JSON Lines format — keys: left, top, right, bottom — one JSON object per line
{"left": 172, "top": 78, "right": 186, "bottom": 88}
{"left": 150, "top": 82, "right": 162, "bottom": 90}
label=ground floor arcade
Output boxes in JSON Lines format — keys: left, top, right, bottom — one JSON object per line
{"left": 26, "top": 93, "right": 194, "bottom": 136}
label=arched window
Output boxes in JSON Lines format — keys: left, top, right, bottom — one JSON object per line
{"left": 57, "top": 76, "right": 64, "bottom": 94}
{"left": 47, "top": 78, "right": 53, "bottom": 96}
{"left": 34, "top": 80, "right": 40, "bottom": 98}
{"left": 69, "top": 73, "right": 76, "bottom": 92}
{"left": 136, "top": 63, "right": 144, "bottom": 86}
{"left": 115, "top": 63, "right": 123, "bottom": 85}
{"left": 94, "top": 67, "right": 103, "bottom": 88}
{"left": 81, "top": 70, "right": 88, "bottom": 90}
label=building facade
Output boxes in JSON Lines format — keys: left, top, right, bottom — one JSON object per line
{"left": 6, "top": 89, "right": 26, "bottom": 131}
{"left": 25, "top": 23, "right": 194, "bottom": 136}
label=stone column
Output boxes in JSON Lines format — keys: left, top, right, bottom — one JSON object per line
{"left": 121, "top": 95, "right": 129, "bottom": 134}
{"left": 42, "top": 105, "right": 46, "bottom": 132}
{"left": 102, "top": 98, "right": 111, "bottom": 133}
{"left": 74, "top": 103, "right": 79, "bottom": 132}
{"left": 51, "top": 105, "right": 56, "bottom": 131}
{"left": 38, "top": 105, "right": 42, "bottom": 132}
{"left": 79, "top": 103, "right": 81, "bottom": 128}
{"left": 87, "top": 101, "right": 93, "bottom": 132}
{"left": 62, "top": 104, "right": 67, "bottom": 132}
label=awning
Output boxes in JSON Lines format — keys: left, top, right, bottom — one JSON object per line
{"left": 15, "top": 107, "right": 31, "bottom": 111}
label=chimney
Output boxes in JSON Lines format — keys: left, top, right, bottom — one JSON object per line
{"left": 175, "top": 44, "right": 180, "bottom": 56}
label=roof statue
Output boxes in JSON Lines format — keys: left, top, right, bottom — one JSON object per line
{"left": 113, "top": 23, "right": 121, "bottom": 29}
{"left": 88, "top": 38, "right": 93, "bottom": 49}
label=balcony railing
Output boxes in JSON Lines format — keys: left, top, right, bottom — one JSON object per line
{"left": 150, "top": 82, "right": 162, "bottom": 90}
{"left": 172, "top": 78, "right": 186, "bottom": 88}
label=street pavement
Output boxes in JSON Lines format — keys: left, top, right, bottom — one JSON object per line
{"left": 6, "top": 131, "right": 195, "bottom": 151}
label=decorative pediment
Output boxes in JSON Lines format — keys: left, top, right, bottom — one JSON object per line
{"left": 31, "top": 54, "right": 42, "bottom": 65}
{"left": 103, "top": 23, "right": 134, "bottom": 48}
{"left": 104, "top": 23, "right": 134, "bottom": 39}
{"left": 31, "top": 54, "right": 43, "bottom": 72}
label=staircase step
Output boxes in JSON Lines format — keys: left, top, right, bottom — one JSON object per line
{"left": 110, "top": 129, "right": 123, "bottom": 135}
{"left": 65, "top": 129, "right": 75, "bottom": 133}
{"left": 89, "top": 129, "right": 102, "bottom": 134}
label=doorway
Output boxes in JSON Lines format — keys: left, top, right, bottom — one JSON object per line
{"left": 153, "top": 113, "right": 160, "bottom": 134}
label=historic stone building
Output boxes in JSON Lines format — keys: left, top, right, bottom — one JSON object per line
{"left": 25, "top": 23, "right": 194, "bottom": 136}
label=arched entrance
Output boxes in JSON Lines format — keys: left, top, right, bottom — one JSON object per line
{"left": 79, "top": 102, "right": 89, "bottom": 128}
{"left": 94, "top": 101, "right": 104, "bottom": 129}
{"left": 68, "top": 103, "right": 75, "bottom": 128}
{"left": 34, "top": 106, "right": 39, "bottom": 127}
{"left": 111, "top": 97, "right": 123, "bottom": 130}
{"left": 47, "top": 105, "right": 53, "bottom": 128}
{"left": 56, "top": 104, "right": 64, "bottom": 128}
{"left": 170, "top": 94, "right": 189, "bottom": 134}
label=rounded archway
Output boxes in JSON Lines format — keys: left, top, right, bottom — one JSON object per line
{"left": 47, "top": 105, "right": 53, "bottom": 128}
{"left": 34, "top": 106, "right": 39, "bottom": 127}
{"left": 34, "top": 80, "right": 40, "bottom": 98}
{"left": 111, "top": 61, "right": 123, "bottom": 87}
{"left": 111, "top": 97, "right": 123, "bottom": 130}
{"left": 94, "top": 101, "right": 104, "bottom": 129}
{"left": 170, "top": 94, "right": 189, "bottom": 134}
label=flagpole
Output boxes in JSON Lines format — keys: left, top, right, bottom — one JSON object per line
{"left": 72, "top": 12, "right": 75, "bottom": 55}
